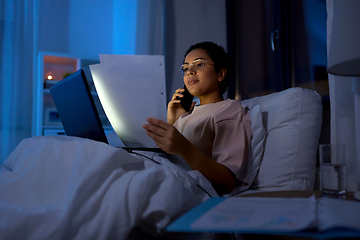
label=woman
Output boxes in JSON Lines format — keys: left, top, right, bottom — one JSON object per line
{"left": 143, "top": 42, "right": 251, "bottom": 195}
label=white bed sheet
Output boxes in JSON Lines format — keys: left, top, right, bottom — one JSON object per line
{"left": 0, "top": 136, "right": 217, "bottom": 240}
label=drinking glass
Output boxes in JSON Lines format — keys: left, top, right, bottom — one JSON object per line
{"left": 319, "top": 144, "right": 347, "bottom": 198}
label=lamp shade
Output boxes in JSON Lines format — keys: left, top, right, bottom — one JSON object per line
{"left": 327, "top": 0, "right": 360, "bottom": 76}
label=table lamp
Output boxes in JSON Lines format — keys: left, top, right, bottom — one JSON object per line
{"left": 327, "top": 0, "right": 360, "bottom": 76}
{"left": 327, "top": 0, "right": 360, "bottom": 200}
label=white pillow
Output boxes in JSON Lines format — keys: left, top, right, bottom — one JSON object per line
{"left": 247, "top": 105, "right": 266, "bottom": 183}
{"left": 241, "top": 88, "right": 322, "bottom": 191}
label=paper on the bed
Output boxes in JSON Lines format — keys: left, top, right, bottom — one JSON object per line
{"left": 191, "top": 196, "right": 317, "bottom": 232}
{"left": 90, "top": 55, "right": 167, "bottom": 148}
{"left": 318, "top": 197, "right": 360, "bottom": 232}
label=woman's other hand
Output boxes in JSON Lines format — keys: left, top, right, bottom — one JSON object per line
{"left": 143, "top": 118, "right": 190, "bottom": 155}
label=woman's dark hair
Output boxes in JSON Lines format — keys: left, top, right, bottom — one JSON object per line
{"left": 184, "top": 41, "right": 232, "bottom": 94}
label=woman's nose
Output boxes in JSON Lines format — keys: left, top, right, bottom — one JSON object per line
{"left": 187, "top": 66, "right": 196, "bottom": 75}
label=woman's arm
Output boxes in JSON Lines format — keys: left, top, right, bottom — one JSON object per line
{"left": 180, "top": 139, "right": 236, "bottom": 195}
{"left": 142, "top": 118, "right": 236, "bottom": 195}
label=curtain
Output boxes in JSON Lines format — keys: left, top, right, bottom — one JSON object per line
{"left": 225, "top": 0, "right": 323, "bottom": 100}
{"left": 326, "top": 0, "right": 359, "bottom": 191}
{"left": 135, "top": 0, "right": 164, "bottom": 55}
{"left": 0, "top": 0, "right": 36, "bottom": 165}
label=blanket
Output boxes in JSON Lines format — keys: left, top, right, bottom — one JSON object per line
{"left": 0, "top": 136, "right": 217, "bottom": 239}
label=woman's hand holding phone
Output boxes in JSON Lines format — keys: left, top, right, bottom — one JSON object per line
{"left": 167, "top": 88, "right": 195, "bottom": 125}
{"left": 167, "top": 88, "right": 186, "bottom": 125}
{"left": 178, "top": 86, "right": 194, "bottom": 112}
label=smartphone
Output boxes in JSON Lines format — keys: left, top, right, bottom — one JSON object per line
{"left": 177, "top": 85, "right": 194, "bottom": 112}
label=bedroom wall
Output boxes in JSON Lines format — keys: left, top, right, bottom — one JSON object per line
{"left": 38, "top": 0, "right": 70, "bottom": 53}
{"left": 38, "top": 0, "right": 137, "bottom": 56}
{"left": 68, "top": 0, "right": 113, "bottom": 57}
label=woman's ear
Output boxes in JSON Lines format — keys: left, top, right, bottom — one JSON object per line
{"left": 218, "top": 68, "right": 227, "bottom": 82}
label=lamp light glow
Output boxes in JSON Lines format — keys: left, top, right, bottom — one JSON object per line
{"left": 47, "top": 72, "right": 53, "bottom": 80}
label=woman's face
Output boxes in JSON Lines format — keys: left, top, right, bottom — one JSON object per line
{"left": 183, "top": 49, "right": 223, "bottom": 99}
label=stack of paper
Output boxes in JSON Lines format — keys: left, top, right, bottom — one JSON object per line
{"left": 89, "top": 55, "right": 167, "bottom": 148}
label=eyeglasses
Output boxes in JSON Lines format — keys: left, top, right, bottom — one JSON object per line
{"left": 179, "top": 59, "right": 215, "bottom": 76}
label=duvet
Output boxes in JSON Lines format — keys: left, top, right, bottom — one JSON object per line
{"left": 0, "top": 136, "right": 217, "bottom": 240}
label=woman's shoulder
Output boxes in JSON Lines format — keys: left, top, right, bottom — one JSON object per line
{"left": 186, "top": 99, "right": 247, "bottom": 124}
{"left": 211, "top": 99, "right": 247, "bottom": 123}
{"left": 214, "top": 99, "right": 244, "bottom": 112}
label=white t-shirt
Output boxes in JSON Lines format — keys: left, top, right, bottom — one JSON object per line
{"left": 173, "top": 99, "right": 252, "bottom": 184}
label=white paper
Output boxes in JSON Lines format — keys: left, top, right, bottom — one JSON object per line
{"left": 191, "top": 196, "right": 317, "bottom": 232}
{"left": 318, "top": 197, "right": 360, "bottom": 232}
{"left": 90, "top": 55, "right": 167, "bottom": 148}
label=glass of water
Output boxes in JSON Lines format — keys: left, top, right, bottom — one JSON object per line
{"left": 319, "top": 144, "right": 347, "bottom": 198}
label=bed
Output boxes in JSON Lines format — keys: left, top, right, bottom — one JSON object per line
{"left": 0, "top": 87, "right": 322, "bottom": 239}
